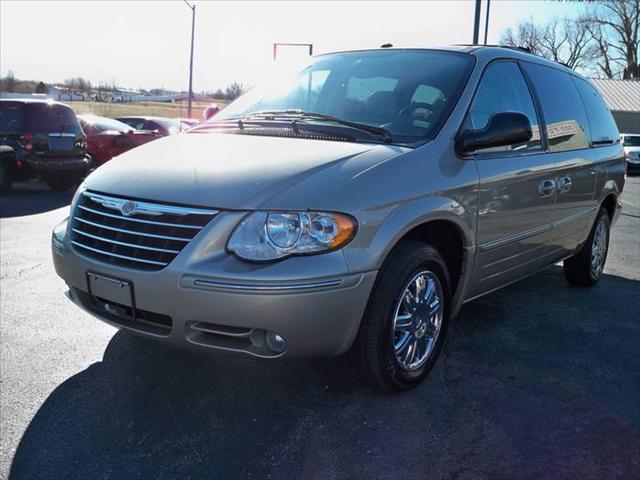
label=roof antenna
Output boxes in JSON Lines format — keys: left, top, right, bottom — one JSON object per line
{"left": 381, "top": 43, "right": 393, "bottom": 48}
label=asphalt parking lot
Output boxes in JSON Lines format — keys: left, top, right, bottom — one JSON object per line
{"left": 1, "top": 177, "right": 639, "bottom": 480}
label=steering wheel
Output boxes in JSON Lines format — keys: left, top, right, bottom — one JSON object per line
{"left": 398, "top": 102, "right": 436, "bottom": 117}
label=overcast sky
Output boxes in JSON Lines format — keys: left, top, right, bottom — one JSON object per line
{"left": 1, "top": 0, "right": 586, "bottom": 92}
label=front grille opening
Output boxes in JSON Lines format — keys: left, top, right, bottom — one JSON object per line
{"left": 70, "top": 191, "right": 218, "bottom": 271}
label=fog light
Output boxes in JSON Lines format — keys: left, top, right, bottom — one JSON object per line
{"left": 266, "top": 331, "right": 286, "bottom": 353}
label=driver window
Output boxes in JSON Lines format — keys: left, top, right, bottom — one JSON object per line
{"left": 468, "top": 61, "right": 541, "bottom": 154}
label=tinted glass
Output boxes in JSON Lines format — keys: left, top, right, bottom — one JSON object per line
{"left": 117, "top": 118, "right": 141, "bottom": 129}
{"left": 467, "top": 61, "right": 541, "bottom": 153}
{"left": 623, "top": 135, "right": 640, "bottom": 147}
{"left": 524, "top": 63, "right": 590, "bottom": 152}
{"left": 0, "top": 102, "right": 24, "bottom": 133}
{"left": 573, "top": 78, "right": 619, "bottom": 144}
{"left": 24, "top": 103, "right": 81, "bottom": 133}
{"left": 217, "top": 50, "right": 474, "bottom": 142}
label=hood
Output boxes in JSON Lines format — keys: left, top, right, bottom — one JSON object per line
{"left": 83, "top": 132, "right": 409, "bottom": 210}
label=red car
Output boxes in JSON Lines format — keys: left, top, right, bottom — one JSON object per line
{"left": 78, "top": 114, "right": 162, "bottom": 167}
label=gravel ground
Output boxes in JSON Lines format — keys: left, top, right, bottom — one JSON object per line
{"left": 1, "top": 177, "right": 638, "bottom": 480}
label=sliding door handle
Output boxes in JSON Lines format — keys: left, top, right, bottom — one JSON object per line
{"left": 538, "top": 179, "right": 556, "bottom": 198}
{"left": 557, "top": 176, "right": 572, "bottom": 194}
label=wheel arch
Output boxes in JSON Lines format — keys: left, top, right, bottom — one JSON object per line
{"left": 601, "top": 192, "right": 618, "bottom": 220}
{"left": 366, "top": 196, "right": 476, "bottom": 306}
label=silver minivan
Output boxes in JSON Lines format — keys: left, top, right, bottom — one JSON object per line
{"left": 52, "top": 46, "right": 625, "bottom": 391}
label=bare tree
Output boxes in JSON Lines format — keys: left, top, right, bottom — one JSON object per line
{"left": 501, "top": 17, "right": 595, "bottom": 71}
{"left": 584, "top": 0, "right": 639, "bottom": 79}
{"left": 585, "top": 21, "right": 619, "bottom": 78}
{"left": 2, "top": 71, "right": 17, "bottom": 92}
{"left": 500, "top": 18, "right": 544, "bottom": 55}
{"left": 540, "top": 18, "right": 596, "bottom": 70}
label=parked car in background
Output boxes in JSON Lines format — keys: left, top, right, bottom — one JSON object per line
{"left": 78, "top": 114, "right": 162, "bottom": 167}
{"left": 53, "top": 47, "right": 625, "bottom": 391}
{"left": 621, "top": 133, "right": 640, "bottom": 174}
{"left": 115, "top": 116, "right": 192, "bottom": 136}
{"left": 0, "top": 99, "right": 89, "bottom": 193}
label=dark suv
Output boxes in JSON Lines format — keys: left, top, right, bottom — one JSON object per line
{"left": 0, "top": 99, "right": 90, "bottom": 193}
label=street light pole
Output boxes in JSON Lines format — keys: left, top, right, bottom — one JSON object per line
{"left": 484, "top": 0, "right": 491, "bottom": 45}
{"left": 184, "top": 0, "right": 196, "bottom": 118}
{"left": 472, "top": 0, "right": 482, "bottom": 44}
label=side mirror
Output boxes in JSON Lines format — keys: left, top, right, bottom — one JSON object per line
{"left": 203, "top": 103, "right": 220, "bottom": 122}
{"left": 457, "top": 112, "right": 532, "bottom": 155}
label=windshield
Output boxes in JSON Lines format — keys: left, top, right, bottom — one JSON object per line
{"left": 623, "top": 135, "right": 640, "bottom": 147}
{"left": 215, "top": 50, "right": 474, "bottom": 143}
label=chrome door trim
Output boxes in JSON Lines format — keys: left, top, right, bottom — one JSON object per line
{"left": 479, "top": 223, "right": 553, "bottom": 252}
{"left": 479, "top": 206, "right": 596, "bottom": 253}
{"left": 551, "top": 207, "right": 596, "bottom": 227}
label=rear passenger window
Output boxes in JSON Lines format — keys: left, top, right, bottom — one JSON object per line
{"left": 573, "top": 78, "right": 619, "bottom": 145}
{"left": 467, "top": 61, "right": 542, "bottom": 154}
{"left": 523, "top": 63, "right": 590, "bottom": 152}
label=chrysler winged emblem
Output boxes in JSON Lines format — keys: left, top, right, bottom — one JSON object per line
{"left": 120, "top": 201, "right": 138, "bottom": 216}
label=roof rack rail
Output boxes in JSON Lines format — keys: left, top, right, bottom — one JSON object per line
{"left": 454, "top": 43, "right": 533, "bottom": 53}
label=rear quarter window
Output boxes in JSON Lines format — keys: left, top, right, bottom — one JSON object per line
{"left": 523, "top": 63, "right": 590, "bottom": 152}
{"left": 573, "top": 78, "right": 619, "bottom": 144}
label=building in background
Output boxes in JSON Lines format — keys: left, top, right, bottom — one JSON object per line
{"left": 592, "top": 79, "right": 640, "bottom": 134}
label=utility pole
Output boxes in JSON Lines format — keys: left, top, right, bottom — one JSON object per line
{"left": 484, "top": 0, "right": 491, "bottom": 45}
{"left": 472, "top": 0, "right": 482, "bottom": 44}
{"left": 184, "top": 0, "right": 196, "bottom": 118}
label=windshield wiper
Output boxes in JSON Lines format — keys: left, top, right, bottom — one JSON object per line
{"left": 241, "top": 109, "right": 393, "bottom": 143}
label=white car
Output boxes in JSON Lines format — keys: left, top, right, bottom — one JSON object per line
{"left": 621, "top": 133, "right": 640, "bottom": 173}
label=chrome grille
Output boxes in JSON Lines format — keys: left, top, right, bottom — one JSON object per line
{"left": 70, "top": 191, "right": 218, "bottom": 270}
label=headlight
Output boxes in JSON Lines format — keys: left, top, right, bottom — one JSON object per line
{"left": 228, "top": 211, "right": 357, "bottom": 262}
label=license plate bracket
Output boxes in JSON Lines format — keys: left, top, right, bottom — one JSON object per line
{"left": 86, "top": 271, "right": 136, "bottom": 318}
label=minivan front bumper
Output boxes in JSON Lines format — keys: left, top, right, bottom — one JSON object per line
{"left": 53, "top": 218, "right": 377, "bottom": 358}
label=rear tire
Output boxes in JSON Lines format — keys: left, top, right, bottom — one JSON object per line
{"left": 354, "top": 240, "right": 451, "bottom": 392}
{"left": 46, "top": 176, "right": 79, "bottom": 191}
{"left": 563, "top": 207, "right": 610, "bottom": 286}
{"left": 0, "top": 163, "right": 13, "bottom": 195}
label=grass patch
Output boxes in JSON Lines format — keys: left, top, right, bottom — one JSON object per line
{"left": 69, "top": 99, "right": 230, "bottom": 120}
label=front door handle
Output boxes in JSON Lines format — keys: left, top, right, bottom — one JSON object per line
{"left": 538, "top": 179, "right": 556, "bottom": 198}
{"left": 557, "top": 176, "right": 572, "bottom": 194}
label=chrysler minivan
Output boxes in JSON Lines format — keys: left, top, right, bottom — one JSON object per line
{"left": 52, "top": 46, "right": 625, "bottom": 391}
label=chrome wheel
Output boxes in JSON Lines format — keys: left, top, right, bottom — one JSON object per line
{"left": 591, "top": 218, "right": 608, "bottom": 277}
{"left": 392, "top": 270, "right": 444, "bottom": 371}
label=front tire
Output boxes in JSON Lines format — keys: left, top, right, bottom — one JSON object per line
{"left": 563, "top": 207, "right": 611, "bottom": 286}
{"left": 46, "top": 176, "right": 79, "bottom": 191}
{"left": 354, "top": 241, "right": 451, "bottom": 392}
